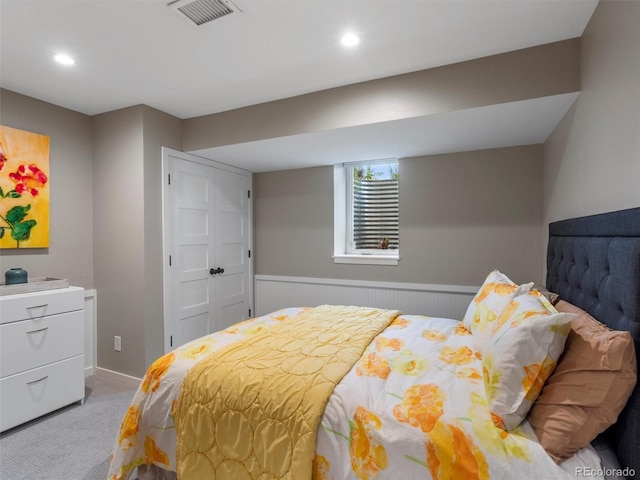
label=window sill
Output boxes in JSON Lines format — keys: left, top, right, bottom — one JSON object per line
{"left": 333, "top": 254, "right": 400, "bottom": 266}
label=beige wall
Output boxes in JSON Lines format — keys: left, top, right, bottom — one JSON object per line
{"left": 543, "top": 1, "right": 640, "bottom": 224}
{"left": 0, "top": 89, "right": 94, "bottom": 289}
{"left": 401, "top": 147, "right": 543, "bottom": 286}
{"left": 255, "top": 165, "right": 334, "bottom": 278}
{"left": 1, "top": 91, "right": 183, "bottom": 378}
{"left": 197, "top": 39, "right": 580, "bottom": 292}
{"left": 255, "top": 145, "right": 543, "bottom": 287}
{"left": 185, "top": 40, "right": 579, "bottom": 151}
{"left": 93, "top": 106, "right": 146, "bottom": 376}
{"left": 142, "top": 107, "right": 183, "bottom": 368}
{"left": 93, "top": 105, "right": 182, "bottom": 378}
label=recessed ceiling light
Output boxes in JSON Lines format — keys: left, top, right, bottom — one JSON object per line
{"left": 341, "top": 33, "right": 360, "bottom": 47}
{"left": 53, "top": 54, "right": 75, "bottom": 66}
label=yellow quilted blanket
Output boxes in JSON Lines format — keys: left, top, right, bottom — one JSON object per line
{"left": 174, "top": 305, "right": 400, "bottom": 479}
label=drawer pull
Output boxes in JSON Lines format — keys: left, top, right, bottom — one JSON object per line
{"left": 26, "top": 327, "right": 49, "bottom": 334}
{"left": 26, "top": 375, "right": 49, "bottom": 385}
{"left": 27, "top": 303, "right": 49, "bottom": 310}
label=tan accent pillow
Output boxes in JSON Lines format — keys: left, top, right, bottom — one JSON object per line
{"left": 532, "top": 284, "right": 560, "bottom": 306}
{"left": 528, "top": 300, "right": 637, "bottom": 463}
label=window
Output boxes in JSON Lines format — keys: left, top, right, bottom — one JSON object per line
{"left": 334, "top": 159, "right": 399, "bottom": 265}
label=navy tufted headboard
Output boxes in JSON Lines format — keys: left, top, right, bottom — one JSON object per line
{"left": 546, "top": 207, "right": 640, "bottom": 475}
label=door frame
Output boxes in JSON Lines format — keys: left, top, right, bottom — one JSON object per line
{"left": 161, "top": 147, "right": 253, "bottom": 353}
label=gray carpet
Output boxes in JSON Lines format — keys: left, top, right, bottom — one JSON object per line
{"left": 0, "top": 372, "right": 138, "bottom": 480}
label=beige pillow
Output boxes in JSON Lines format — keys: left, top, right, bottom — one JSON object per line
{"left": 528, "top": 300, "right": 637, "bottom": 463}
{"left": 532, "top": 284, "right": 560, "bottom": 306}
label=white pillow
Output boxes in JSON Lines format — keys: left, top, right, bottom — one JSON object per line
{"left": 482, "top": 289, "right": 574, "bottom": 430}
{"left": 462, "top": 270, "right": 533, "bottom": 350}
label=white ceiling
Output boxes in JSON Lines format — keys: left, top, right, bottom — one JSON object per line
{"left": 0, "top": 0, "right": 598, "bottom": 171}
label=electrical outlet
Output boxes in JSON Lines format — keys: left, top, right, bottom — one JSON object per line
{"left": 114, "top": 336, "right": 122, "bottom": 352}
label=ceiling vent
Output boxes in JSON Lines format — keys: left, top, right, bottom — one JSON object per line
{"left": 169, "top": 0, "right": 241, "bottom": 26}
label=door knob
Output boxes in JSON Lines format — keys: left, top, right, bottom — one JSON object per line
{"left": 210, "top": 267, "right": 224, "bottom": 275}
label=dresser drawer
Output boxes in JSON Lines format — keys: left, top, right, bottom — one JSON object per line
{"left": 0, "top": 287, "right": 84, "bottom": 324}
{"left": 0, "top": 355, "right": 85, "bottom": 432}
{"left": 0, "top": 310, "right": 84, "bottom": 377}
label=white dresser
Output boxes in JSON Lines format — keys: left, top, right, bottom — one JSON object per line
{"left": 0, "top": 286, "right": 85, "bottom": 432}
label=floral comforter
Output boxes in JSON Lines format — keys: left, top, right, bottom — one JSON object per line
{"left": 108, "top": 308, "right": 603, "bottom": 480}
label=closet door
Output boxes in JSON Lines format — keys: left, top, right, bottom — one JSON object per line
{"left": 213, "top": 167, "right": 251, "bottom": 331}
{"left": 162, "top": 148, "right": 252, "bottom": 352}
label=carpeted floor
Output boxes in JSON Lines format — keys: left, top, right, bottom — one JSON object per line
{"left": 0, "top": 370, "right": 139, "bottom": 480}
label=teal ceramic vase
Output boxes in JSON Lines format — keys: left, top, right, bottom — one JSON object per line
{"left": 5, "top": 268, "right": 28, "bottom": 285}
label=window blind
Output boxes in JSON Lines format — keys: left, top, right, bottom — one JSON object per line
{"left": 352, "top": 177, "right": 399, "bottom": 250}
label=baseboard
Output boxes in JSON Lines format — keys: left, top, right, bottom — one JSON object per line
{"left": 95, "top": 367, "right": 142, "bottom": 387}
{"left": 255, "top": 275, "right": 477, "bottom": 320}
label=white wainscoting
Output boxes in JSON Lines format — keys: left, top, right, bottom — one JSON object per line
{"left": 84, "top": 289, "right": 97, "bottom": 376}
{"left": 255, "top": 275, "right": 478, "bottom": 320}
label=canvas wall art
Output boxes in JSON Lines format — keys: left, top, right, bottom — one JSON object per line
{"left": 0, "top": 125, "right": 50, "bottom": 248}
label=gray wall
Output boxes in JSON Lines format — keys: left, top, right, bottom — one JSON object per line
{"left": 93, "top": 105, "right": 182, "bottom": 378}
{"left": 142, "top": 107, "right": 183, "bottom": 369}
{"left": 0, "top": 89, "right": 94, "bottom": 289}
{"left": 543, "top": 1, "right": 640, "bottom": 224}
{"left": 93, "top": 106, "right": 146, "bottom": 377}
{"left": 255, "top": 145, "right": 543, "bottom": 287}
{"left": 185, "top": 40, "right": 579, "bottom": 151}
{"left": 1, "top": 93, "right": 182, "bottom": 379}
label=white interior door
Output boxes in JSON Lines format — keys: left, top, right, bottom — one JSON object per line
{"left": 213, "top": 168, "right": 251, "bottom": 331}
{"left": 162, "top": 148, "right": 252, "bottom": 352}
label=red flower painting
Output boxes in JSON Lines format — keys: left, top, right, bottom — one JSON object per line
{"left": 0, "top": 126, "right": 50, "bottom": 248}
{"left": 9, "top": 164, "right": 48, "bottom": 197}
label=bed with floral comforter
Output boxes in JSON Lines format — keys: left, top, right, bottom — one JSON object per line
{"left": 108, "top": 299, "right": 604, "bottom": 480}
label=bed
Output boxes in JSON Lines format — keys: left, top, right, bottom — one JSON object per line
{"left": 108, "top": 207, "right": 639, "bottom": 480}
